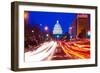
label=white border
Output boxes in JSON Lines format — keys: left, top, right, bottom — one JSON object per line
{"left": 18, "top": 5, "right": 96, "bottom": 68}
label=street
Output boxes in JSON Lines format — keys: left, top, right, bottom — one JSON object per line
{"left": 25, "top": 39, "right": 90, "bottom": 62}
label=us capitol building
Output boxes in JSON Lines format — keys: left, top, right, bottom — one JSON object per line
{"left": 53, "top": 20, "right": 63, "bottom": 39}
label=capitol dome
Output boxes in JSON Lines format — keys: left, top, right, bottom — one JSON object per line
{"left": 53, "top": 20, "right": 63, "bottom": 35}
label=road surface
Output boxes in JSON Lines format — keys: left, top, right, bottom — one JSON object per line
{"left": 25, "top": 39, "right": 90, "bottom": 62}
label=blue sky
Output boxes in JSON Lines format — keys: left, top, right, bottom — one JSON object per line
{"left": 27, "top": 11, "right": 76, "bottom": 34}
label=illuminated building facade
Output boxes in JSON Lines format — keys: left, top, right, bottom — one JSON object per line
{"left": 71, "top": 14, "right": 90, "bottom": 39}
{"left": 53, "top": 20, "right": 63, "bottom": 39}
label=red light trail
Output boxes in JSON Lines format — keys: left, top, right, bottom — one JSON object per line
{"left": 25, "top": 39, "right": 90, "bottom": 62}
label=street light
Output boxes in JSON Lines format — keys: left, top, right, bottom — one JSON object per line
{"left": 46, "top": 34, "right": 49, "bottom": 37}
{"left": 24, "top": 12, "right": 29, "bottom": 20}
{"left": 44, "top": 26, "right": 48, "bottom": 31}
{"left": 56, "top": 35, "right": 60, "bottom": 39}
{"left": 87, "top": 31, "right": 90, "bottom": 36}
{"left": 69, "top": 27, "right": 72, "bottom": 40}
{"left": 86, "top": 31, "right": 90, "bottom": 38}
{"left": 69, "top": 27, "right": 72, "bottom": 34}
{"left": 32, "top": 30, "right": 34, "bottom": 33}
{"left": 40, "top": 24, "right": 42, "bottom": 26}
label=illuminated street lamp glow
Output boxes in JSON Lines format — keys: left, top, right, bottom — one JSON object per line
{"left": 56, "top": 35, "right": 60, "bottom": 38}
{"left": 86, "top": 31, "right": 90, "bottom": 38}
{"left": 40, "top": 24, "right": 42, "bottom": 26}
{"left": 32, "top": 30, "right": 34, "bottom": 33}
{"left": 44, "top": 26, "right": 48, "bottom": 31}
{"left": 69, "top": 27, "right": 72, "bottom": 29}
{"left": 24, "top": 12, "right": 29, "bottom": 20}
{"left": 46, "top": 34, "right": 49, "bottom": 37}
{"left": 87, "top": 31, "right": 90, "bottom": 36}
{"left": 69, "top": 27, "right": 72, "bottom": 34}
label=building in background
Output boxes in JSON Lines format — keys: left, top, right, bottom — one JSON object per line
{"left": 53, "top": 20, "right": 63, "bottom": 39}
{"left": 70, "top": 14, "right": 90, "bottom": 39}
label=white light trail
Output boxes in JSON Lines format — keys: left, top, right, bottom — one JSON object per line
{"left": 25, "top": 41, "right": 57, "bottom": 62}
{"left": 31, "top": 41, "right": 51, "bottom": 55}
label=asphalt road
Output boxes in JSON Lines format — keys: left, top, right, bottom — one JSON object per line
{"left": 25, "top": 39, "right": 90, "bottom": 62}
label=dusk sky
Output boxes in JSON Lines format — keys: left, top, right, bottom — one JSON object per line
{"left": 27, "top": 11, "right": 77, "bottom": 34}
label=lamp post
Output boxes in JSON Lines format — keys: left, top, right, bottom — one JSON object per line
{"left": 44, "top": 26, "right": 49, "bottom": 41}
{"left": 69, "top": 27, "right": 72, "bottom": 40}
